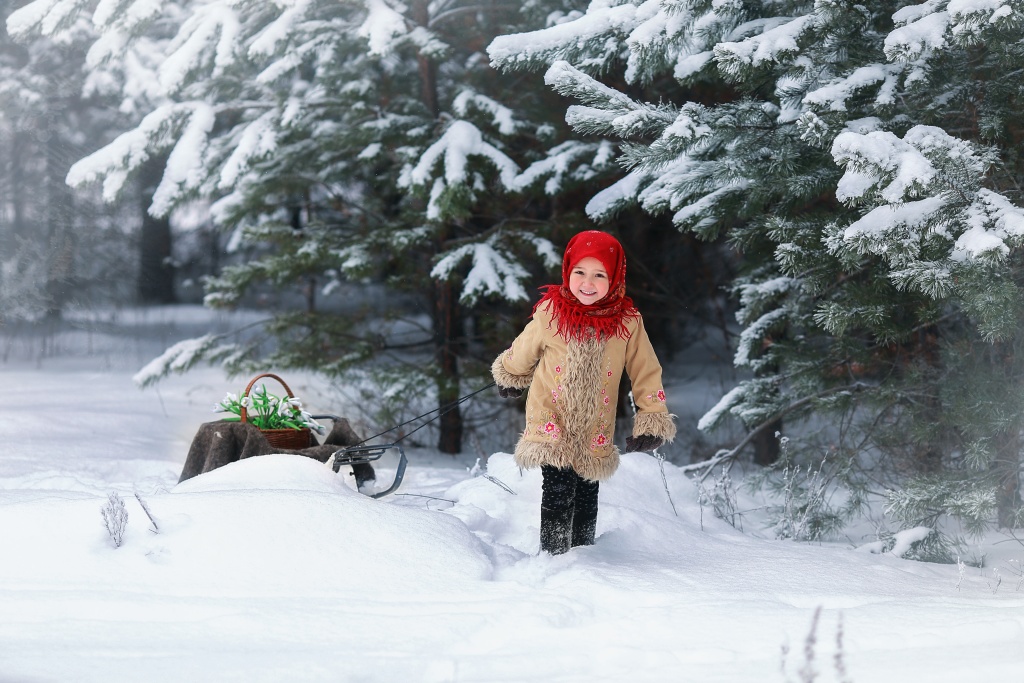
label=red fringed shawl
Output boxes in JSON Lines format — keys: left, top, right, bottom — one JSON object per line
{"left": 532, "top": 230, "right": 638, "bottom": 343}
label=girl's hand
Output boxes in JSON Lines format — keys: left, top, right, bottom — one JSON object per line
{"left": 497, "top": 385, "right": 524, "bottom": 399}
{"left": 626, "top": 434, "right": 663, "bottom": 452}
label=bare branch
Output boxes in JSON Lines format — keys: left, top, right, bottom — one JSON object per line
{"left": 683, "top": 382, "right": 868, "bottom": 481}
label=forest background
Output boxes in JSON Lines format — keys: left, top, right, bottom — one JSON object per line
{"left": 4, "top": 0, "right": 1024, "bottom": 555}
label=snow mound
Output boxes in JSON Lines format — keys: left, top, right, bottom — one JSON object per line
{"left": 171, "top": 453, "right": 353, "bottom": 494}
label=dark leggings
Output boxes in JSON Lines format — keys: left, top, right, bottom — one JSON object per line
{"left": 540, "top": 465, "right": 599, "bottom": 554}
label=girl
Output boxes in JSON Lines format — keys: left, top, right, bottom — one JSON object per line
{"left": 491, "top": 230, "right": 676, "bottom": 554}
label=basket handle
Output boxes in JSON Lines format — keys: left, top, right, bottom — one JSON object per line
{"left": 240, "top": 372, "right": 296, "bottom": 425}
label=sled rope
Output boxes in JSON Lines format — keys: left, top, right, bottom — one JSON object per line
{"left": 353, "top": 381, "right": 496, "bottom": 448}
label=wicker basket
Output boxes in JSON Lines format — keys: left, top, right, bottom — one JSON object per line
{"left": 241, "top": 373, "right": 312, "bottom": 450}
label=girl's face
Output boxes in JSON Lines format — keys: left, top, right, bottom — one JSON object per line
{"left": 568, "top": 256, "right": 610, "bottom": 305}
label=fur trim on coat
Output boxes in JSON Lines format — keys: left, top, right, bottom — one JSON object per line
{"left": 491, "top": 354, "right": 534, "bottom": 390}
{"left": 633, "top": 410, "right": 677, "bottom": 443}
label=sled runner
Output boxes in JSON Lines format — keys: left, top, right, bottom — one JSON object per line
{"left": 316, "top": 415, "right": 408, "bottom": 499}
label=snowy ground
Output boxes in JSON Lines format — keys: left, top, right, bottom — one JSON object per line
{"left": 2, "top": 306, "right": 1024, "bottom": 682}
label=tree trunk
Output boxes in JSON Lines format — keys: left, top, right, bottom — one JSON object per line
{"left": 753, "top": 357, "right": 782, "bottom": 466}
{"left": 412, "top": 0, "right": 458, "bottom": 451}
{"left": 410, "top": 0, "right": 439, "bottom": 118}
{"left": 752, "top": 417, "right": 783, "bottom": 466}
{"left": 43, "top": 113, "right": 74, "bottom": 319}
{"left": 9, "top": 134, "right": 27, "bottom": 243}
{"left": 137, "top": 155, "right": 176, "bottom": 304}
{"left": 433, "top": 278, "right": 464, "bottom": 454}
{"left": 991, "top": 427, "right": 1022, "bottom": 529}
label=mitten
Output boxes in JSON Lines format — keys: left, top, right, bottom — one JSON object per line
{"left": 626, "top": 434, "right": 663, "bottom": 452}
{"left": 497, "top": 385, "right": 524, "bottom": 399}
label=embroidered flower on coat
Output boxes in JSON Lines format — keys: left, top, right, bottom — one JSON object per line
{"left": 647, "top": 389, "right": 667, "bottom": 403}
{"left": 540, "top": 421, "right": 561, "bottom": 440}
{"left": 555, "top": 365, "right": 562, "bottom": 374}
{"left": 603, "top": 396, "right": 610, "bottom": 405}
{"left": 591, "top": 433, "right": 608, "bottom": 450}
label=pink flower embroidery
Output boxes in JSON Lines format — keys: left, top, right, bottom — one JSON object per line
{"left": 607, "top": 371, "right": 613, "bottom": 377}
{"left": 555, "top": 365, "right": 562, "bottom": 374}
{"left": 603, "top": 396, "right": 610, "bottom": 405}
{"left": 647, "top": 389, "right": 667, "bottom": 403}
{"left": 551, "top": 390, "right": 558, "bottom": 403}
{"left": 591, "top": 433, "right": 608, "bottom": 450}
{"left": 541, "top": 421, "right": 561, "bottom": 440}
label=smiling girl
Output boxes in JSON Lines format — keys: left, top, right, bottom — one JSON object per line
{"left": 491, "top": 230, "right": 676, "bottom": 554}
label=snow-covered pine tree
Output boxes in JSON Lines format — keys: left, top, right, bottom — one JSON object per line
{"left": 817, "top": 0, "right": 1024, "bottom": 531}
{"left": 8, "top": 0, "right": 595, "bottom": 453}
{"left": 491, "top": 0, "right": 1024, "bottom": 537}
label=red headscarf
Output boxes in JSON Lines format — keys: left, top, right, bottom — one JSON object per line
{"left": 533, "top": 230, "right": 638, "bottom": 342}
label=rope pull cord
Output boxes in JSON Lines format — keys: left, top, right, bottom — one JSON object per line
{"left": 351, "top": 381, "right": 497, "bottom": 449}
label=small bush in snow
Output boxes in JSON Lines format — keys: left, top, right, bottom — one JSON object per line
{"left": 754, "top": 438, "right": 856, "bottom": 542}
{"left": 696, "top": 465, "right": 742, "bottom": 530}
{"left": 101, "top": 493, "right": 128, "bottom": 548}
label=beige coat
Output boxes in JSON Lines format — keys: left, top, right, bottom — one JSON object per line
{"left": 491, "top": 303, "right": 676, "bottom": 481}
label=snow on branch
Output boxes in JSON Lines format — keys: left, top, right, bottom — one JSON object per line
{"left": 452, "top": 90, "right": 522, "bottom": 136}
{"left": 698, "top": 384, "right": 747, "bottom": 432}
{"left": 832, "top": 126, "right": 971, "bottom": 204}
{"left": 714, "top": 15, "right": 815, "bottom": 78}
{"left": 248, "top": 0, "right": 313, "bottom": 58}
{"left": 885, "top": 1, "right": 948, "bottom": 62}
{"left": 67, "top": 101, "right": 215, "bottom": 216}
{"left": 734, "top": 308, "right": 788, "bottom": 367}
{"left": 832, "top": 124, "right": 1024, "bottom": 273}
{"left": 803, "top": 64, "right": 903, "bottom": 112}
{"left": 883, "top": 0, "right": 1014, "bottom": 60}
{"left": 160, "top": 3, "right": 241, "bottom": 92}
{"left": 953, "top": 189, "right": 1024, "bottom": 261}
{"left": 688, "top": 383, "right": 868, "bottom": 479}
{"left": 431, "top": 239, "right": 530, "bottom": 304}
{"left": 6, "top": 0, "right": 83, "bottom": 39}
{"left": 736, "top": 276, "right": 799, "bottom": 313}
{"left": 218, "top": 110, "right": 279, "bottom": 189}
{"left": 359, "top": 0, "right": 408, "bottom": 55}
{"left": 514, "top": 140, "right": 617, "bottom": 195}
{"left": 670, "top": 183, "right": 748, "bottom": 232}
{"left": 487, "top": 2, "right": 642, "bottom": 70}
{"left": 395, "top": 118, "right": 516, "bottom": 193}
{"left": 545, "top": 60, "right": 636, "bottom": 111}
{"left": 839, "top": 197, "right": 946, "bottom": 264}
{"left": 132, "top": 334, "right": 226, "bottom": 387}
{"left": 546, "top": 61, "right": 673, "bottom": 137}
{"left": 586, "top": 171, "right": 645, "bottom": 221}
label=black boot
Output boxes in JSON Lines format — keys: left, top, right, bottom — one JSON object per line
{"left": 571, "top": 477, "right": 599, "bottom": 547}
{"left": 540, "top": 465, "right": 576, "bottom": 555}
